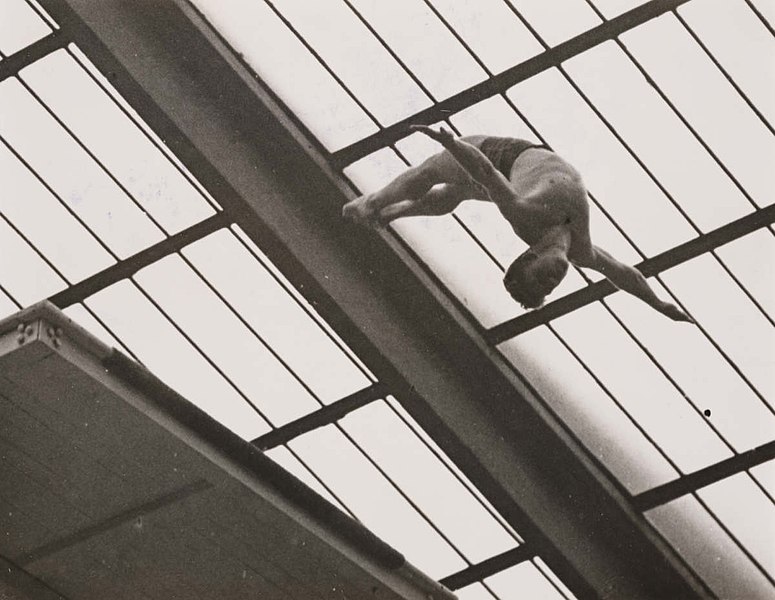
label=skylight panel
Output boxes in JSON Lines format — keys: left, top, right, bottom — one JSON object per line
{"left": 341, "top": 400, "right": 518, "bottom": 563}
{"left": 750, "top": 0, "right": 775, "bottom": 27}
{"left": 183, "top": 229, "right": 372, "bottom": 402}
{"left": 428, "top": 0, "right": 543, "bottom": 74}
{"left": 484, "top": 560, "right": 570, "bottom": 600}
{"left": 751, "top": 460, "right": 775, "bottom": 499}
{"left": 680, "top": 0, "right": 775, "bottom": 125}
{"left": 606, "top": 283, "right": 775, "bottom": 452}
{"left": 534, "top": 558, "right": 576, "bottom": 600}
{"left": 134, "top": 254, "right": 322, "bottom": 427}
{"left": 20, "top": 49, "right": 217, "bottom": 234}
{"left": 506, "top": 66, "right": 695, "bottom": 257}
{"left": 697, "top": 473, "right": 775, "bottom": 578}
{"left": 716, "top": 229, "right": 775, "bottom": 323}
{"left": 288, "top": 424, "right": 468, "bottom": 578}
{"left": 0, "top": 217, "right": 65, "bottom": 306}
{"left": 268, "top": 0, "right": 431, "bottom": 125}
{"left": 0, "top": 77, "right": 164, "bottom": 258}
{"left": 0, "top": 0, "right": 52, "bottom": 56}
{"left": 0, "top": 140, "right": 114, "bottom": 282}
{"left": 556, "top": 42, "right": 751, "bottom": 231}
{"left": 645, "top": 495, "right": 774, "bottom": 599}
{"left": 0, "top": 288, "right": 20, "bottom": 320}
{"left": 661, "top": 254, "right": 775, "bottom": 406}
{"left": 622, "top": 13, "right": 774, "bottom": 206}
{"left": 85, "top": 280, "right": 271, "bottom": 440}
{"left": 498, "top": 326, "right": 679, "bottom": 494}
{"left": 456, "top": 583, "right": 497, "bottom": 600}
{"left": 552, "top": 303, "right": 733, "bottom": 473}
{"left": 63, "top": 303, "right": 130, "bottom": 355}
{"left": 504, "top": 0, "right": 601, "bottom": 47}
{"left": 450, "top": 95, "right": 538, "bottom": 139}
{"left": 190, "top": 0, "right": 377, "bottom": 151}
{"left": 587, "top": 0, "right": 647, "bottom": 19}
{"left": 347, "top": 0, "right": 488, "bottom": 100}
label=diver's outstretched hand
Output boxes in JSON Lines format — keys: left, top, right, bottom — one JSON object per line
{"left": 660, "top": 302, "right": 694, "bottom": 323}
{"left": 410, "top": 124, "right": 455, "bottom": 146}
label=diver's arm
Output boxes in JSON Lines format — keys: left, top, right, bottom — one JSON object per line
{"left": 410, "top": 125, "right": 514, "bottom": 203}
{"left": 581, "top": 246, "right": 693, "bottom": 322}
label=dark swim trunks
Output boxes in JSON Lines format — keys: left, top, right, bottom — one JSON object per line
{"left": 479, "top": 137, "right": 549, "bottom": 179}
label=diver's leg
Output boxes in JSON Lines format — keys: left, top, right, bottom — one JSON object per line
{"left": 377, "top": 183, "right": 477, "bottom": 224}
{"left": 343, "top": 136, "right": 487, "bottom": 225}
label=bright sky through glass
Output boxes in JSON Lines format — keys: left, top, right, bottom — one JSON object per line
{"left": 0, "top": 0, "right": 52, "bottom": 56}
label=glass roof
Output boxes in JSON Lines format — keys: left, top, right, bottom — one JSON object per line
{"left": 3, "top": 0, "right": 773, "bottom": 597}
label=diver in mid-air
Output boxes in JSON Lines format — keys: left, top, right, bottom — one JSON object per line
{"left": 344, "top": 125, "right": 692, "bottom": 323}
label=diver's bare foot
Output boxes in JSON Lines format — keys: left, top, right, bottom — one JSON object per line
{"left": 342, "top": 195, "right": 377, "bottom": 226}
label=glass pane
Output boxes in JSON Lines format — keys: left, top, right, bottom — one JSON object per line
{"left": 0, "top": 140, "right": 114, "bottom": 282}
{"left": 0, "top": 217, "right": 65, "bottom": 305}
{"left": 349, "top": 0, "right": 487, "bottom": 100}
{"left": 428, "top": 0, "right": 543, "bottom": 74}
{"left": 0, "top": 0, "right": 51, "bottom": 56}
{"left": 661, "top": 254, "right": 775, "bottom": 407}
{"left": 504, "top": 0, "right": 601, "bottom": 47}
{"left": 456, "top": 583, "right": 498, "bottom": 600}
{"left": 190, "top": 0, "right": 377, "bottom": 151}
{"left": 269, "top": 0, "right": 430, "bottom": 125}
{"left": 63, "top": 303, "right": 130, "bottom": 354}
{"left": 508, "top": 66, "right": 695, "bottom": 256}
{"left": 21, "top": 49, "right": 216, "bottom": 234}
{"left": 342, "top": 400, "right": 517, "bottom": 563}
{"left": 451, "top": 95, "right": 537, "bottom": 139}
{"left": 623, "top": 13, "right": 774, "bottom": 206}
{"left": 646, "top": 495, "right": 774, "bottom": 599}
{"left": 183, "top": 229, "right": 371, "bottom": 402}
{"left": 67, "top": 45, "right": 219, "bottom": 210}
{"left": 85, "top": 280, "right": 271, "bottom": 440}
{"left": 135, "top": 254, "right": 321, "bottom": 427}
{"left": 751, "top": 460, "right": 775, "bottom": 500}
{"left": 288, "top": 424, "right": 467, "bottom": 578}
{"left": 552, "top": 303, "right": 732, "bottom": 472}
{"left": 264, "top": 445, "right": 349, "bottom": 513}
{"left": 716, "top": 230, "right": 775, "bottom": 322}
{"left": 0, "top": 77, "right": 163, "bottom": 258}
{"left": 680, "top": 0, "right": 775, "bottom": 125}
{"left": 485, "top": 560, "right": 568, "bottom": 600}
{"left": 0, "top": 287, "right": 20, "bottom": 320}
{"left": 588, "top": 0, "right": 646, "bottom": 19}
{"left": 534, "top": 557, "right": 576, "bottom": 599}
{"left": 562, "top": 42, "right": 752, "bottom": 232}
{"left": 750, "top": 0, "right": 775, "bottom": 27}
{"left": 498, "top": 325, "right": 679, "bottom": 494}
{"left": 606, "top": 281, "right": 775, "bottom": 452}
{"left": 698, "top": 473, "right": 775, "bottom": 578}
